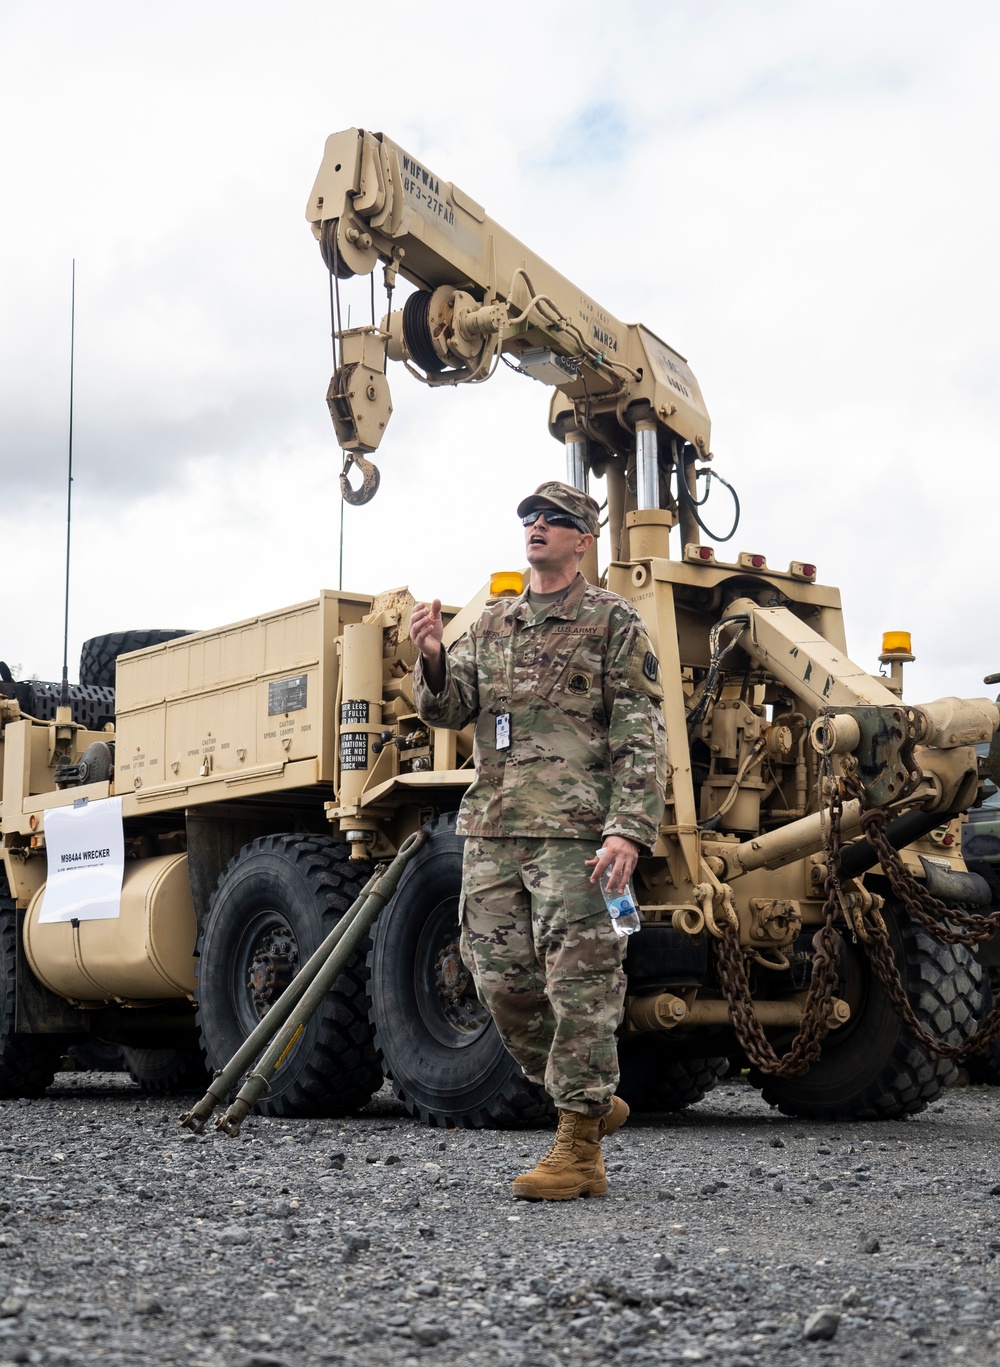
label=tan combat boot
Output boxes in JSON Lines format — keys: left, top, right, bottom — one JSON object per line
{"left": 512, "top": 1109, "right": 607, "bottom": 1201}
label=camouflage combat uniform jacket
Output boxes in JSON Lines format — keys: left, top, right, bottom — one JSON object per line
{"left": 413, "top": 573, "right": 667, "bottom": 851}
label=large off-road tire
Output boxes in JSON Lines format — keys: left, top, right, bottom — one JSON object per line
{"left": 368, "top": 814, "right": 552, "bottom": 1129}
{"left": 196, "top": 834, "right": 382, "bottom": 1118}
{"left": 121, "top": 1045, "right": 210, "bottom": 1094}
{"left": 617, "top": 1038, "right": 729, "bottom": 1112}
{"left": 0, "top": 890, "right": 60, "bottom": 1098}
{"left": 79, "top": 629, "right": 194, "bottom": 689}
{"left": 749, "top": 902, "right": 983, "bottom": 1120}
{"left": 964, "top": 968, "right": 1000, "bottom": 1085}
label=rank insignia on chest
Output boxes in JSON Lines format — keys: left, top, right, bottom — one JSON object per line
{"left": 643, "top": 653, "right": 659, "bottom": 682}
{"left": 567, "top": 671, "right": 592, "bottom": 695}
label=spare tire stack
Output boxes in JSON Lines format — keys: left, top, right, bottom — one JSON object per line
{"left": 78, "top": 629, "right": 194, "bottom": 689}
{"left": 0, "top": 629, "right": 195, "bottom": 732}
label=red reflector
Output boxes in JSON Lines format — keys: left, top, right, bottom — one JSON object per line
{"left": 699, "top": 547, "right": 713, "bottom": 560}
{"left": 802, "top": 564, "right": 816, "bottom": 578}
{"left": 942, "top": 833, "right": 955, "bottom": 846}
{"left": 751, "top": 554, "right": 764, "bottom": 568}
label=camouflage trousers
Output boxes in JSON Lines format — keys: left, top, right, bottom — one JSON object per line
{"left": 460, "top": 836, "right": 625, "bottom": 1116}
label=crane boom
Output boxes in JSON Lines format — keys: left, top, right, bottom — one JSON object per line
{"left": 307, "top": 128, "right": 711, "bottom": 526}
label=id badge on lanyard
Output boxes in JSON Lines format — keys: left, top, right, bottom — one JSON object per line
{"left": 495, "top": 623, "right": 517, "bottom": 751}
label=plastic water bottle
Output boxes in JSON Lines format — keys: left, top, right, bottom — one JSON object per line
{"left": 596, "top": 848, "right": 642, "bottom": 938}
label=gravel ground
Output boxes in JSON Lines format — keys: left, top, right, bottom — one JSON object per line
{"left": 2, "top": 1073, "right": 999, "bottom": 1367}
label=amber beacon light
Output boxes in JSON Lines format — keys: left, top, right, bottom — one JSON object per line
{"left": 491, "top": 571, "right": 524, "bottom": 597}
{"left": 881, "top": 631, "right": 914, "bottom": 657}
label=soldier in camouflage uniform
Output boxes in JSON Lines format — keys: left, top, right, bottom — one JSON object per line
{"left": 410, "top": 481, "right": 666, "bottom": 1200}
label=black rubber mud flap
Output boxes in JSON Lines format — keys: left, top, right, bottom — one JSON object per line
{"left": 368, "top": 814, "right": 552, "bottom": 1129}
{"left": 196, "top": 834, "right": 382, "bottom": 1118}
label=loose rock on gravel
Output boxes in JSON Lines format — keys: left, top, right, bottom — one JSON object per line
{"left": 2, "top": 1073, "right": 1000, "bottom": 1365}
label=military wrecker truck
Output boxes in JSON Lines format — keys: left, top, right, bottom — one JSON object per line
{"left": 2, "top": 126, "right": 999, "bottom": 1125}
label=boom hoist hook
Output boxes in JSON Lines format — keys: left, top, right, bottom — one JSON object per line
{"left": 323, "top": 214, "right": 389, "bottom": 507}
{"left": 339, "top": 450, "right": 381, "bottom": 506}
{"left": 325, "top": 327, "right": 392, "bottom": 505}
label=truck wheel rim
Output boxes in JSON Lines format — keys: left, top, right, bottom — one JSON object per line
{"left": 415, "top": 897, "right": 490, "bottom": 1046}
{"left": 235, "top": 913, "right": 300, "bottom": 1029}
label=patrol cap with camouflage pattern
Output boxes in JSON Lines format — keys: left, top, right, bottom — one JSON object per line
{"left": 516, "top": 481, "right": 601, "bottom": 537}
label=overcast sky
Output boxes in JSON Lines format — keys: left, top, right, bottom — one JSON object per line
{"left": 1, "top": 0, "right": 997, "bottom": 708}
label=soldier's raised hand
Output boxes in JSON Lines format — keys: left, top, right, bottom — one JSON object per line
{"left": 410, "top": 599, "right": 445, "bottom": 690}
{"left": 410, "top": 599, "right": 444, "bottom": 658}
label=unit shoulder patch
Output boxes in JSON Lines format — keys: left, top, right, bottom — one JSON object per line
{"left": 625, "top": 639, "right": 663, "bottom": 699}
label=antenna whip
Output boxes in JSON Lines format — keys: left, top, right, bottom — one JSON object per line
{"left": 61, "top": 260, "right": 76, "bottom": 708}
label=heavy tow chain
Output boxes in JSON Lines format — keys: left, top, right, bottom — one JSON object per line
{"left": 838, "top": 769, "right": 1000, "bottom": 1061}
{"left": 711, "top": 776, "right": 846, "bottom": 1077}
{"left": 844, "top": 770, "right": 1000, "bottom": 945}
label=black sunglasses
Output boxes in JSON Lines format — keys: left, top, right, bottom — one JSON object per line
{"left": 522, "top": 508, "right": 588, "bottom": 534}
